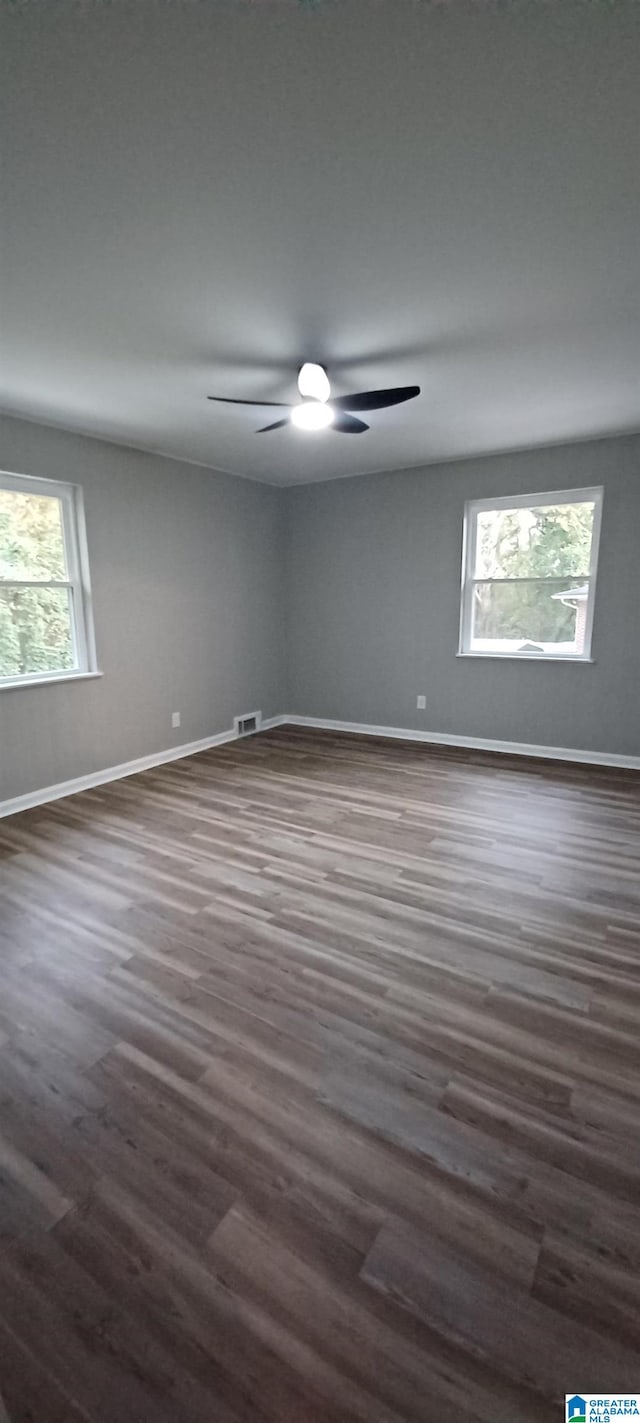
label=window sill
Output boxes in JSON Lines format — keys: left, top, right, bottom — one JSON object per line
{"left": 0, "top": 670, "right": 103, "bottom": 693}
{"left": 456, "top": 652, "right": 594, "bottom": 663}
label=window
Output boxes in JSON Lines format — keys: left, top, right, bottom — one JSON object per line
{"left": 459, "top": 487, "right": 603, "bottom": 660}
{"left": 0, "top": 471, "right": 96, "bottom": 688}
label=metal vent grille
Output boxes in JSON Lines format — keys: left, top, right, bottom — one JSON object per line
{"left": 234, "top": 711, "right": 262, "bottom": 738}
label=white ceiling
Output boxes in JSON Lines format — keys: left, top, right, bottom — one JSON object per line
{"left": 2, "top": 0, "right": 640, "bottom": 486}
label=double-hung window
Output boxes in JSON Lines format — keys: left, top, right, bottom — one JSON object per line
{"left": 0, "top": 471, "right": 96, "bottom": 688}
{"left": 459, "top": 487, "right": 603, "bottom": 660}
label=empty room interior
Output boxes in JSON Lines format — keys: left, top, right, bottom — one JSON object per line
{"left": 1, "top": 1, "right": 640, "bottom": 1418}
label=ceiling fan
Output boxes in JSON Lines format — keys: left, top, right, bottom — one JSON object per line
{"left": 208, "top": 364, "right": 420, "bottom": 434}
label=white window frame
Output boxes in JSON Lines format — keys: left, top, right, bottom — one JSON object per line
{"left": 458, "top": 485, "right": 603, "bottom": 662}
{"left": 0, "top": 470, "right": 98, "bottom": 690}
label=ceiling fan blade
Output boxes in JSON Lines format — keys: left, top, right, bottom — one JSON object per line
{"left": 334, "top": 385, "right": 420, "bottom": 412}
{"left": 256, "top": 418, "right": 290, "bottom": 433}
{"left": 208, "top": 397, "right": 290, "bottom": 407}
{"left": 333, "top": 413, "right": 369, "bottom": 434}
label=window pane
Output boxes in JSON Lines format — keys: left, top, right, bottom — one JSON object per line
{"left": 471, "top": 578, "right": 590, "bottom": 655}
{"left": 474, "top": 502, "right": 595, "bottom": 581}
{"left": 0, "top": 490, "right": 67, "bottom": 581}
{"left": 0, "top": 586, "right": 76, "bottom": 679}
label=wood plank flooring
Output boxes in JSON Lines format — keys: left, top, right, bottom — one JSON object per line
{"left": 0, "top": 726, "right": 639, "bottom": 1421}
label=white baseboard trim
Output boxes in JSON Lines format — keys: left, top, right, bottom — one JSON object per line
{"left": 3, "top": 710, "right": 637, "bottom": 820}
{"left": 0, "top": 715, "right": 286, "bottom": 820}
{"left": 280, "top": 715, "right": 640, "bottom": 771}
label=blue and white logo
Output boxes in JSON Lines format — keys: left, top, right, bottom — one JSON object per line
{"left": 567, "top": 1399, "right": 640, "bottom": 1422}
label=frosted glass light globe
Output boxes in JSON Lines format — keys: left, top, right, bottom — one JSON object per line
{"left": 291, "top": 401, "right": 335, "bottom": 431}
{"left": 297, "top": 364, "right": 331, "bottom": 403}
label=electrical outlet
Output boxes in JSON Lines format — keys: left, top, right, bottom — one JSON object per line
{"left": 416, "top": 695, "right": 426, "bottom": 710}
{"left": 171, "top": 711, "right": 181, "bottom": 729}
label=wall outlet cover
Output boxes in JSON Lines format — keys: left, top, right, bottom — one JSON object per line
{"left": 416, "top": 695, "right": 426, "bottom": 710}
{"left": 172, "top": 711, "right": 181, "bottom": 728}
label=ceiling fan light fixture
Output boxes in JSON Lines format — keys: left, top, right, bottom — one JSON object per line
{"left": 291, "top": 400, "right": 335, "bottom": 431}
{"left": 208, "top": 370, "right": 419, "bottom": 435}
{"left": 297, "top": 363, "right": 331, "bottom": 403}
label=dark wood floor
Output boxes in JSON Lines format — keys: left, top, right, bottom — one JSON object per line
{"left": 0, "top": 727, "right": 639, "bottom": 1422}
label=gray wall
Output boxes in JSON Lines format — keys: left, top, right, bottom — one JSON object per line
{"left": 3, "top": 417, "right": 639, "bottom": 804}
{"left": 1, "top": 415, "right": 284, "bottom": 802}
{"left": 283, "top": 434, "right": 640, "bottom": 757}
